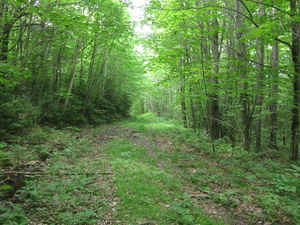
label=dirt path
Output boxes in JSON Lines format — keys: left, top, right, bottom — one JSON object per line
{"left": 1, "top": 123, "right": 294, "bottom": 224}
{"left": 83, "top": 125, "right": 276, "bottom": 225}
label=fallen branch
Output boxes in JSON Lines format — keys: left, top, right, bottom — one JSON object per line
{"left": 0, "top": 171, "right": 113, "bottom": 176}
{"left": 190, "top": 194, "right": 210, "bottom": 199}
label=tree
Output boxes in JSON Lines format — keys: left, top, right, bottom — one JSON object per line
{"left": 0, "top": 0, "right": 144, "bottom": 133}
{"left": 145, "top": 0, "right": 299, "bottom": 160}
{"left": 289, "top": 0, "right": 300, "bottom": 160}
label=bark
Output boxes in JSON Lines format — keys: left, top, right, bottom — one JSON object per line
{"left": 289, "top": 0, "right": 300, "bottom": 161}
{"left": 195, "top": 1, "right": 222, "bottom": 140}
{"left": 21, "top": 13, "right": 32, "bottom": 68}
{"left": 181, "top": 85, "right": 188, "bottom": 128}
{"left": 235, "top": 0, "right": 252, "bottom": 152}
{"left": 255, "top": 2, "right": 265, "bottom": 152}
{"left": 0, "top": 1, "right": 29, "bottom": 62}
{"left": 209, "top": 17, "right": 221, "bottom": 140}
{"left": 51, "top": 33, "right": 65, "bottom": 92}
{"left": 0, "top": 23, "right": 12, "bottom": 61}
{"left": 269, "top": 41, "right": 279, "bottom": 149}
{"left": 189, "top": 87, "right": 197, "bottom": 132}
{"left": 63, "top": 39, "right": 82, "bottom": 112}
{"left": 83, "top": 38, "right": 98, "bottom": 112}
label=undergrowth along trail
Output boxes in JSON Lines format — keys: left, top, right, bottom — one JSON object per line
{"left": 0, "top": 113, "right": 299, "bottom": 224}
{"left": 106, "top": 114, "right": 299, "bottom": 225}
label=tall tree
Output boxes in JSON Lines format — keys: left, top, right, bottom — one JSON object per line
{"left": 235, "top": 0, "right": 253, "bottom": 152}
{"left": 289, "top": 0, "right": 300, "bottom": 160}
{"left": 144, "top": 0, "right": 299, "bottom": 159}
{"left": 255, "top": 1, "right": 265, "bottom": 152}
{"left": 269, "top": 40, "right": 279, "bottom": 149}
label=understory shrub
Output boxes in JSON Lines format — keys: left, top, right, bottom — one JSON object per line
{"left": 0, "top": 84, "right": 38, "bottom": 138}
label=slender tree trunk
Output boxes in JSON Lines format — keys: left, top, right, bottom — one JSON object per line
{"left": 190, "top": 87, "right": 197, "bottom": 132}
{"left": 255, "top": 2, "right": 265, "bottom": 152}
{"left": 269, "top": 41, "right": 279, "bottom": 149}
{"left": 289, "top": 0, "right": 300, "bottom": 160}
{"left": 209, "top": 17, "right": 221, "bottom": 140}
{"left": 51, "top": 33, "right": 65, "bottom": 92}
{"left": 235, "top": 0, "right": 252, "bottom": 152}
{"left": 21, "top": 13, "right": 32, "bottom": 68}
{"left": 181, "top": 85, "right": 188, "bottom": 128}
{"left": 64, "top": 39, "right": 82, "bottom": 112}
{"left": 0, "top": 23, "right": 12, "bottom": 61}
{"left": 83, "top": 38, "right": 97, "bottom": 112}
{"left": 169, "top": 84, "right": 174, "bottom": 119}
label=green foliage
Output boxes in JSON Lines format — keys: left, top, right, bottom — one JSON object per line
{"left": 12, "top": 144, "right": 37, "bottom": 163}
{"left": 39, "top": 94, "right": 87, "bottom": 126}
{"left": 166, "top": 196, "right": 219, "bottom": 225}
{"left": 0, "top": 0, "right": 143, "bottom": 129}
{"left": 0, "top": 142, "right": 10, "bottom": 166}
{"left": 0, "top": 62, "right": 31, "bottom": 85}
{"left": 0, "top": 150, "right": 11, "bottom": 166}
{"left": 0, "top": 203, "right": 28, "bottom": 225}
{"left": 144, "top": 0, "right": 297, "bottom": 159}
{"left": 39, "top": 88, "right": 132, "bottom": 127}
{"left": 0, "top": 85, "right": 38, "bottom": 138}
{"left": 84, "top": 101, "right": 112, "bottom": 125}
{"left": 166, "top": 196, "right": 224, "bottom": 224}
{"left": 17, "top": 177, "right": 103, "bottom": 224}
{"left": 104, "top": 116, "right": 223, "bottom": 224}
{"left": 3, "top": 114, "right": 299, "bottom": 224}
{"left": 33, "top": 145, "right": 51, "bottom": 161}
{"left": 128, "top": 114, "right": 299, "bottom": 223}
{"left": 254, "top": 164, "right": 300, "bottom": 222}
{"left": 25, "top": 128, "right": 49, "bottom": 145}
{"left": 9, "top": 133, "right": 109, "bottom": 224}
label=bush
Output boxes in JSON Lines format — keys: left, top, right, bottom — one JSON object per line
{"left": 39, "top": 93, "right": 87, "bottom": 127}
{"left": 0, "top": 85, "right": 38, "bottom": 138}
{"left": 0, "top": 149, "right": 11, "bottom": 166}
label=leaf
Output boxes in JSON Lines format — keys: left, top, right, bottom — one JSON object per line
{"left": 0, "top": 184, "right": 12, "bottom": 191}
{"left": 290, "top": 164, "right": 300, "bottom": 172}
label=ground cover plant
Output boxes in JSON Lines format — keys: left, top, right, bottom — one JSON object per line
{"left": 0, "top": 128, "right": 114, "bottom": 224}
{"left": 0, "top": 113, "right": 299, "bottom": 224}
{"left": 112, "top": 114, "right": 300, "bottom": 224}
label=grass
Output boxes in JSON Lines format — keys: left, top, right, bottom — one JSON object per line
{"left": 1, "top": 130, "right": 112, "bottom": 224}
{"left": 113, "top": 113, "right": 300, "bottom": 224}
{"left": 104, "top": 137, "right": 222, "bottom": 224}
{"left": 1, "top": 113, "right": 299, "bottom": 224}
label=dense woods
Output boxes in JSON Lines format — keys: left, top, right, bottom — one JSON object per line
{"left": 0, "top": 0, "right": 143, "bottom": 134}
{"left": 132, "top": 0, "right": 300, "bottom": 161}
{"left": 0, "top": 0, "right": 300, "bottom": 224}
{"left": 1, "top": 0, "right": 299, "bottom": 161}
{"left": 1, "top": 0, "right": 300, "bottom": 161}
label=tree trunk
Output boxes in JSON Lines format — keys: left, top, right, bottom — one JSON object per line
{"left": 181, "top": 85, "right": 188, "bottom": 128}
{"left": 269, "top": 41, "right": 279, "bottom": 149}
{"left": 290, "top": 0, "right": 300, "bottom": 161}
{"left": 255, "top": 2, "right": 265, "bottom": 152}
{"left": 83, "top": 38, "right": 98, "bottom": 112}
{"left": 63, "top": 39, "right": 82, "bottom": 112}
{"left": 0, "top": 23, "right": 12, "bottom": 61}
{"left": 235, "top": 0, "right": 252, "bottom": 152}
{"left": 209, "top": 17, "right": 221, "bottom": 140}
{"left": 189, "top": 87, "right": 197, "bottom": 132}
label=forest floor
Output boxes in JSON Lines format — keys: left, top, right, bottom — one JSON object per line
{"left": 0, "top": 114, "right": 299, "bottom": 224}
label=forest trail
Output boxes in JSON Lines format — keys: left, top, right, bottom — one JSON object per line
{"left": 82, "top": 124, "right": 238, "bottom": 225}
{"left": 78, "top": 121, "right": 287, "bottom": 225}
{"left": 2, "top": 0, "right": 300, "bottom": 223}
{"left": 0, "top": 115, "right": 297, "bottom": 224}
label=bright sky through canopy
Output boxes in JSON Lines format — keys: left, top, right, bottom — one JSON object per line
{"left": 129, "top": 0, "right": 151, "bottom": 34}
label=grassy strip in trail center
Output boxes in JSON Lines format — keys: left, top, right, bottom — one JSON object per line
{"left": 104, "top": 114, "right": 224, "bottom": 224}
{"left": 114, "top": 114, "right": 300, "bottom": 224}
